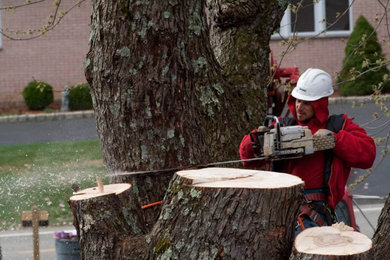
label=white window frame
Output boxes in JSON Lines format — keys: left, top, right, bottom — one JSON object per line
{"left": 272, "top": 0, "right": 353, "bottom": 39}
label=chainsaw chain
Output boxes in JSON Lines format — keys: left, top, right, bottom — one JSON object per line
{"left": 313, "top": 134, "right": 336, "bottom": 151}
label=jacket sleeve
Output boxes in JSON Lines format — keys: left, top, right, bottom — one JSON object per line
{"left": 239, "top": 129, "right": 267, "bottom": 169}
{"left": 333, "top": 116, "right": 376, "bottom": 169}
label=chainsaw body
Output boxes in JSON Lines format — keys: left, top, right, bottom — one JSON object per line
{"left": 250, "top": 116, "right": 335, "bottom": 160}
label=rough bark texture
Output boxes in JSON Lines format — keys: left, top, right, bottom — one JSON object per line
{"left": 110, "top": 171, "right": 174, "bottom": 232}
{"left": 148, "top": 168, "right": 304, "bottom": 259}
{"left": 372, "top": 193, "right": 390, "bottom": 259}
{"left": 68, "top": 184, "right": 148, "bottom": 259}
{"left": 85, "top": 0, "right": 287, "bottom": 172}
{"left": 206, "top": 0, "right": 288, "bottom": 119}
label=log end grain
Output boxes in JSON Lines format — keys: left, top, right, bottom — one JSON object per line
{"left": 294, "top": 223, "right": 372, "bottom": 257}
{"left": 69, "top": 183, "right": 131, "bottom": 201}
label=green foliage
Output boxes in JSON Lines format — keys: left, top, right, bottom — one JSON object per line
{"left": 22, "top": 80, "right": 54, "bottom": 110}
{"left": 337, "top": 15, "right": 390, "bottom": 96}
{"left": 68, "top": 83, "right": 93, "bottom": 110}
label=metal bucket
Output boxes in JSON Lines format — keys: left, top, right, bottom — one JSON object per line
{"left": 55, "top": 238, "right": 81, "bottom": 260}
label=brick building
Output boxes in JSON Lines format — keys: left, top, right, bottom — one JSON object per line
{"left": 270, "top": 0, "right": 390, "bottom": 82}
{"left": 0, "top": 0, "right": 91, "bottom": 106}
{"left": 0, "top": 1, "right": 388, "bottom": 106}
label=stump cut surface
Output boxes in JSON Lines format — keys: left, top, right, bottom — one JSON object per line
{"left": 295, "top": 225, "right": 372, "bottom": 256}
{"left": 177, "top": 167, "right": 304, "bottom": 188}
{"left": 70, "top": 183, "right": 131, "bottom": 201}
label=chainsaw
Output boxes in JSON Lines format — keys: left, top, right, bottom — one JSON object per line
{"left": 115, "top": 115, "right": 336, "bottom": 176}
{"left": 249, "top": 115, "right": 336, "bottom": 160}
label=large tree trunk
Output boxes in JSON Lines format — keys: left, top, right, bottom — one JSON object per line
{"left": 206, "top": 0, "right": 287, "bottom": 120}
{"left": 81, "top": 0, "right": 289, "bottom": 258}
{"left": 372, "top": 193, "right": 390, "bottom": 259}
{"left": 148, "top": 168, "right": 304, "bottom": 259}
{"left": 85, "top": 0, "right": 287, "bottom": 236}
{"left": 85, "top": 0, "right": 287, "bottom": 173}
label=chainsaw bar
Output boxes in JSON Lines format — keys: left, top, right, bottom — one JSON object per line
{"left": 118, "top": 135, "right": 336, "bottom": 176}
{"left": 114, "top": 157, "right": 267, "bottom": 176}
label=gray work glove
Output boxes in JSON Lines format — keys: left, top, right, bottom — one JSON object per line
{"left": 314, "top": 129, "right": 334, "bottom": 137}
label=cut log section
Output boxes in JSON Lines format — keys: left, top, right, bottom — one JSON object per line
{"left": 149, "top": 167, "right": 305, "bottom": 259}
{"left": 293, "top": 223, "right": 373, "bottom": 259}
{"left": 68, "top": 183, "right": 147, "bottom": 259}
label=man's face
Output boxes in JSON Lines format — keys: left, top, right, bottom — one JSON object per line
{"left": 295, "top": 99, "right": 315, "bottom": 122}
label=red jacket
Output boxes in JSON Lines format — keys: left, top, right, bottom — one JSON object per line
{"left": 239, "top": 95, "right": 376, "bottom": 209}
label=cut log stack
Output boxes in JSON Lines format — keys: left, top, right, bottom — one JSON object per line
{"left": 148, "top": 167, "right": 304, "bottom": 259}
{"left": 293, "top": 222, "right": 373, "bottom": 259}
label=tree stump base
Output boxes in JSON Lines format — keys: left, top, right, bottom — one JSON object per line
{"left": 149, "top": 167, "right": 304, "bottom": 259}
{"left": 293, "top": 222, "right": 372, "bottom": 259}
{"left": 69, "top": 183, "right": 147, "bottom": 259}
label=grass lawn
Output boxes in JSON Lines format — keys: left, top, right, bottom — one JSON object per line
{"left": 0, "top": 139, "right": 107, "bottom": 231}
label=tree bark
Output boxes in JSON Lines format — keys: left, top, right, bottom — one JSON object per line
{"left": 372, "top": 193, "right": 390, "bottom": 259}
{"left": 293, "top": 223, "right": 372, "bottom": 260}
{"left": 69, "top": 183, "right": 148, "bottom": 259}
{"left": 85, "top": 0, "right": 287, "bottom": 172}
{"left": 148, "top": 167, "right": 304, "bottom": 259}
{"left": 110, "top": 171, "right": 174, "bottom": 232}
{"left": 206, "top": 0, "right": 288, "bottom": 120}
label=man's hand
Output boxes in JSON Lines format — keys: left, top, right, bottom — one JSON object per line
{"left": 314, "top": 129, "right": 334, "bottom": 137}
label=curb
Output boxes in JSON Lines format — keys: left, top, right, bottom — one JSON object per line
{"left": 0, "top": 110, "right": 94, "bottom": 123}
{"left": 1, "top": 95, "right": 389, "bottom": 123}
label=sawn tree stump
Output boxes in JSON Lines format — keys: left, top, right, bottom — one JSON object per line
{"left": 68, "top": 183, "right": 147, "bottom": 259}
{"left": 293, "top": 222, "right": 372, "bottom": 259}
{"left": 148, "top": 167, "right": 304, "bottom": 259}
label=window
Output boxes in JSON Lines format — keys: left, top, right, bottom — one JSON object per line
{"left": 274, "top": 0, "right": 353, "bottom": 38}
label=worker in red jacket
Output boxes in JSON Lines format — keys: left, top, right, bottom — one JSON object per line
{"left": 239, "top": 68, "right": 376, "bottom": 234}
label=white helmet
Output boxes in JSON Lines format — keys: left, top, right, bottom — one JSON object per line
{"left": 291, "top": 68, "right": 334, "bottom": 101}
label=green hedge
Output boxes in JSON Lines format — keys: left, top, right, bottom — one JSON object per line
{"left": 337, "top": 15, "right": 390, "bottom": 96}
{"left": 22, "top": 80, "right": 54, "bottom": 110}
{"left": 68, "top": 83, "right": 93, "bottom": 110}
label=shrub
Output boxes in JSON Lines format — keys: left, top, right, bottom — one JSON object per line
{"left": 337, "top": 15, "right": 390, "bottom": 96}
{"left": 22, "top": 80, "right": 54, "bottom": 110}
{"left": 68, "top": 83, "right": 93, "bottom": 110}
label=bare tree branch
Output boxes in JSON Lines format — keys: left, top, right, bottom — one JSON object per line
{"left": 0, "top": 0, "right": 86, "bottom": 41}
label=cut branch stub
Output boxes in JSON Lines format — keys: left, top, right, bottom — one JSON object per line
{"left": 148, "top": 167, "right": 305, "bottom": 260}
{"left": 68, "top": 183, "right": 147, "bottom": 259}
{"left": 293, "top": 223, "right": 373, "bottom": 259}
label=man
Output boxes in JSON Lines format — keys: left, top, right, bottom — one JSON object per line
{"left": 239, "top": 68, "right": 376, "bottom": 234}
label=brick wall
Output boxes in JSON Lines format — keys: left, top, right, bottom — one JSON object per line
{"left": 0, "top": 0, "right": 91, "bottom": 105}
{"left": 0, "top": 1, "right": 388, "bottom": 105}
{"left": 270, "top": 0, "right": 390, "bottom": 81}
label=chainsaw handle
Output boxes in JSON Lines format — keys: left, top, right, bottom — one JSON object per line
{"left": 264, "top": 115, "right": 281, "bottom": 150}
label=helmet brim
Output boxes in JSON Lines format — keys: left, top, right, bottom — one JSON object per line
{"left": 291, "top": 87, "right": 333, "bottom": 101}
